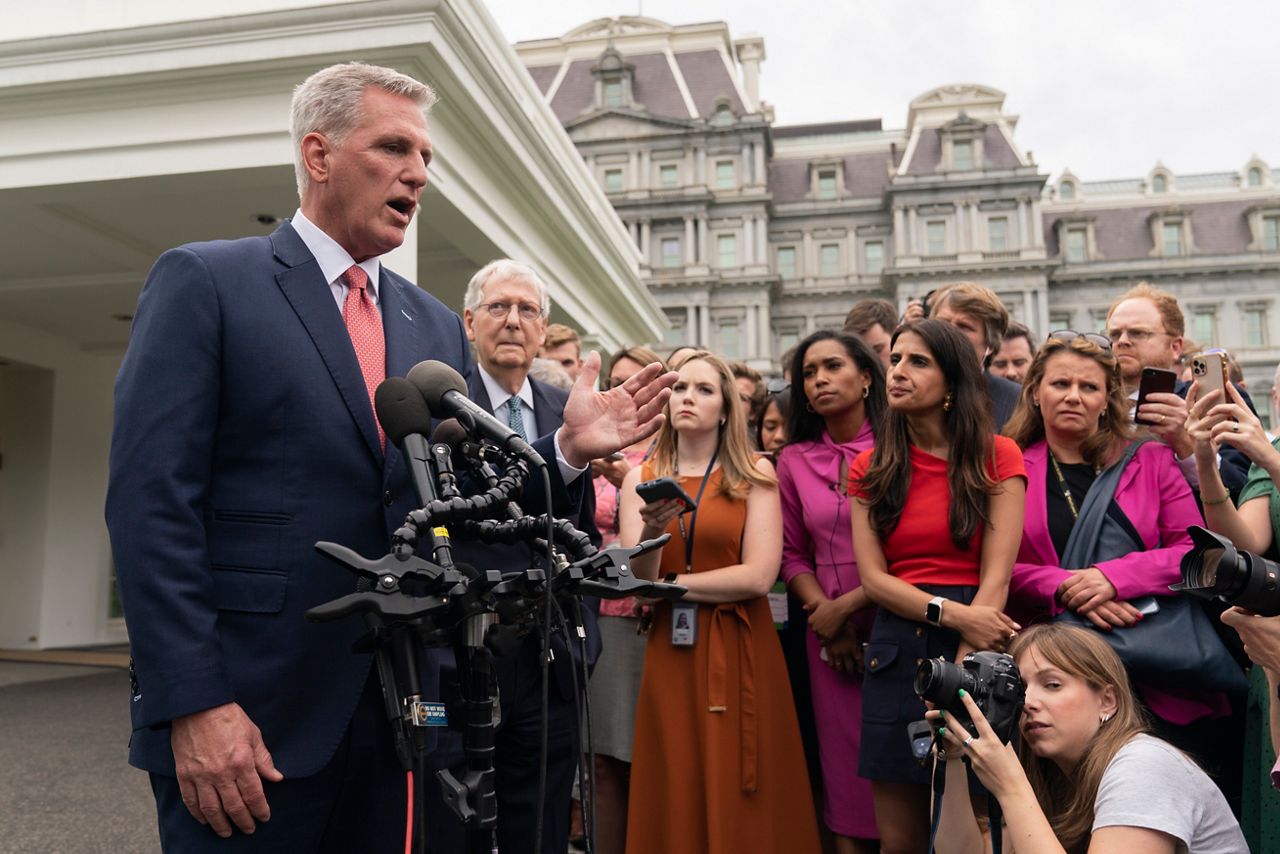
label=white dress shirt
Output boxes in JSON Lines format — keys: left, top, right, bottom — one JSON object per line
{"left": 290, "top": 209, "right": 381, "bottom": 313}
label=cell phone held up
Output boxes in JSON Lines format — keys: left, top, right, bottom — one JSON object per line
{"left": 1135, "top": 367, "right": 1177, "bottom": 425}
{"left": 635, "top": 477, "right": 697, "bottom": 512}
{"left": 1192, "top": 350, "right": 1230, "bottom": 403}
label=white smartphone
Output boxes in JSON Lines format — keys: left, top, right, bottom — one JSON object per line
{"left": 1192, "top": 350, "right": 1230, "bottom": 402}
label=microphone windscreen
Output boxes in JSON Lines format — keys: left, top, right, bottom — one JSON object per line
{"left": 430, "top": 418, "right": 468, "bottom": 450}
{"left": 374, "top": 377, "right": 434, "bottom": 444}
{"left": 407, "top": 360, "right": 468, "bottom": 416}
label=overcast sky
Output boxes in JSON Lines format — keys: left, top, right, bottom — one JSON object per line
{"left": 483, "top": 0, "right": 1280, "bottom": 183}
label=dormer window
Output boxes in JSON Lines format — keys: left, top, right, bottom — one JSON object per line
{"left": 710, "top": 101, "right": 736, "bottom": 127}
{"left": 1246, "top": 203, "right": 1280, "bottom": 252}
{"left": 603, "top": 81, "right": 624, "bottom": 108}
{"left": 810, "top": 161, "right": 845, "bottom": 200}
{"left": 1148, "top": 166, "right": 1173, "bottom": 195}
{"left": 1152, "top": 174, "right": 1167, "bottom": 193}
{"left": 1055, "top": 216, "right": 1098, "bottom": 263}
{"left": 953, "top": 140, "right": 974, "bottom": 172}
{"left": 1060, "top": 181, "right": 1075, "bottom": 201}
{"left": 939, "top": 112, "right": 985, "bottom": 173}
{"left": 1249, "top": 168, "right": 1263, "bottom": 187}
{"left": 1161, "top": 221, "right": 1181, "bottom": 254}
{"left": 817, "top": 170, "right": 837, "bottom": 199}
{"left": 1148, "top": 210, "right": 1192, "bottom": 258}
{"left": 592, "top": 45, "right": 634, "bottom": 111}
{"left": 1065, "top": 228, "right": 1087, "bottom": 262}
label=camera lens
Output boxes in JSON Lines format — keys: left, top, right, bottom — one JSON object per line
{"left": 914, "top": 658, "right": 967, "bottom": 705}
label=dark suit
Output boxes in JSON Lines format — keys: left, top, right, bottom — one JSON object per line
{"left": 986, "top": 370, "right": 1021, "bottom": 431}
{"left": 432, "top": 371, "right": 600, "bottom": 854}
{"left": 105, "top": 221, "right": 572, "bottom": 850}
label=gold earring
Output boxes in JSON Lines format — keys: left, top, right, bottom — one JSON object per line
{"left": 862, "top": 385, "right": 870, "bottom": 399}
{"left": 943, "top": 393, "right": 953, "bottom": 412}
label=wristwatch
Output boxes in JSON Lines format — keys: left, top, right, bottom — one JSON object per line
{"left": 925, "top": 596, "right": 946, "bottom": 627}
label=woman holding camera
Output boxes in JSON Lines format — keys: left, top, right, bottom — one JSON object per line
{"left": 618, "top": 350, "right": 821, "bottom": 853}
{"left": 1003, "top": 334, "right": 1232, "bottom": 768}
{"left": 850, "top": 319, "right": 1026, "bottom": 853}
{"left": 930, "top": 623, "right": 1246, "bottom": 853}
{"left": 777, "top": 331, "right": 887, "bottom": 852}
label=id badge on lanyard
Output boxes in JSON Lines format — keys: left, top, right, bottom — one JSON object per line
{"left": 670, "top": 441, "right": 719, "bottom": 648}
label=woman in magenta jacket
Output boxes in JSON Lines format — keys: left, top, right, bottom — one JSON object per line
{"left": 777, "top": 331, "right": 886, "bottom": 852}
{"left": 1004, "top": 332, "right": 1231, "bottom": 776}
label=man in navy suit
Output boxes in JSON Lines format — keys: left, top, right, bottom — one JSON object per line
{"left": 105, "top": 62, "right": 673, "bottom": 851}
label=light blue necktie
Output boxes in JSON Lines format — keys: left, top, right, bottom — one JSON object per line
{"left": 507, "top": 397, "right": 529, "bottom": 441}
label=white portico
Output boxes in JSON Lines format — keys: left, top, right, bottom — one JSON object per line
{"left": 0, "top": 0, "right": 665, "bottom": 649}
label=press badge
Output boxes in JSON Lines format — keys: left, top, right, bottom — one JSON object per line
{"left": 671, "top": 602, "right": 698, "bottom": 646}
{"left": 767, "top": 581, "right": 789, "bottom": 629}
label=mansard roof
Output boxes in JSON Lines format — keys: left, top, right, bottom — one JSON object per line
{"left": 768, "top": 151, "right": 897, "bottom": 202}
{"left": 901, "top": 125, "right": 1022, "bottom": 175}
{"left": 1043, "top": 199, "right": 1261, "bottom": 259}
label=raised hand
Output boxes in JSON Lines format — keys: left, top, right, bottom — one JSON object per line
{"left": 559, "top": 351, "right": 677, "bottom": 468}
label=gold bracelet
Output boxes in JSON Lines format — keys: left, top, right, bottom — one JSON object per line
{"left": 1201, "top": 491, "right": 1232, "bottom": 506}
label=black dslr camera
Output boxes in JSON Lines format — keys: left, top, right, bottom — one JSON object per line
{"left": 915, "top": 651, "right": 1025, "bottom": 743}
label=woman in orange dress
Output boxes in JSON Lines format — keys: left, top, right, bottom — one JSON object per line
{"left": 618, "top": 350, "right": 821, "bottom": 854}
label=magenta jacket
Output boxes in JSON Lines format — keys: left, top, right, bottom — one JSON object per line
{"left": 1009, "top": 439, "right": 1224, "bottom": 723}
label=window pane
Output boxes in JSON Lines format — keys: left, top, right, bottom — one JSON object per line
{"left": 717, "top": 321, "right": 740, "bottom": 358}
{"left": 662, "top": 238, "right": 682, "bottom": 268}
{"left": 818, "top": 171, "right": 837, "bottom": 199}
{"left": 777, "top": 330, "right": 800, "bottom": 356}
{"left": 777, "top": 247, "right": 796, "bottom": 278}
{"left": 1065, "top": 228, "right": 1087, "bottom": 263}
{"left": 1249, "top": 168, "right": 1263, "bottom": 187}
{"left": 716, "top": 161, "right": 735, "bottom": 189}
{"left": 1152, "top": 174, "right": 1167, "bottom": 193}
{"left": 864, "top": 241, "right": 884, "bottom": 274}
{"left": 1049, "top": 314, "right": 1071, "bottom": 332}
{"left": 605, "top": 169, "right": 623, "bottom": 192}
{"left": 989, "top": 217, "right": 1008, "bottom": 252}
{"left": 1264, "top": 217, "right": 1279, "bottom": 252}
{"left": 1163, "top": 222, "right": 1182, "bottom": 256}
{"left": 1246, "top": 310, "right": 1266, "bottom": 348}
{"left": 660, "top": 165, "right": 678, "bottom": 187}
{"left": 718, "top": 234, "right": 737, "bottom": 267}
{"left": 820, "top": 244, "right": 840, "bottom": 277}
{"left": 1060, "top": 182, "right": 1075, "bottom": 200}
{"left": 926, "top": 221, "right": 946, "bottom": 255}
{"left": 604, "top": 81, "right": 623, "bottom": 108}
{"left": 1194, "top": 311, "right": 1215, "bottom": 346}
{"left": 953, "top": 140, "right": 973, "bottom": 171}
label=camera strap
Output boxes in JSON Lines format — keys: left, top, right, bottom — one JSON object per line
{"left": 928, "top": 746, "right": 1004, "bottom": 854}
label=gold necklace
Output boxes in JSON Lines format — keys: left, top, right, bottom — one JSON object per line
{"left": 1048, "top": 451, "right": 1079, "bottom": 519}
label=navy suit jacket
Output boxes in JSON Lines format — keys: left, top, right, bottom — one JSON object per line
{"left": 986, "top": 370, "right": 1021, "bottom": 431}
{"left": 105, "top": 221, "right": 566, "bottom": 777}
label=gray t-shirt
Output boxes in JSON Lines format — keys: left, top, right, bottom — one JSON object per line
{"left": 1093, "top": 735, "right": 1247, "bottom": 853}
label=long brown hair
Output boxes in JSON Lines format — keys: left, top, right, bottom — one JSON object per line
{"left": 647, "top": 351, "right": 775, "bottom": 498}
{"left": 1002, "top": 335, "right": 1133, "bottom": 469}
{"left": 857, "top": 320, "right": 996, "bottom": 548}
{"left": 1009, "top": 624, "right": 1150, "bottom": 853}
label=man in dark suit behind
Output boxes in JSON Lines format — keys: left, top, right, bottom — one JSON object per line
{"left": 105, "top": 62, "right": 673, "bottom": 852}
{"left": 927, "top": 281, "right": 1022, "bottom": 430}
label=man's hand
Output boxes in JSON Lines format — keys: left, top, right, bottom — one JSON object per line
{"left": 1138, "top": 391, "right": 1193, "bottom": 458}
{"left": 1221, "top": 607, "right": 1280, "bottom": 673}
{"left": 171, "top": 702, "right": 283, "bottom": 838}
{"left": 1056, "top": 567, "right": 1118, "bottom": 613}
{"left": 559, "top": 352, "right": 677, "bottom": 468}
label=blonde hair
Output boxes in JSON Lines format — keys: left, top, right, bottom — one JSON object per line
{"left": 291, "top": 62, "right": 437, "bottom": 198}
{"left": 647, "top": 351, "right": 774, "bottom": 498}
{"left": 930, "top": 281, "right": 1011, "bottom": 356}
{"left": 1009, "top": 625, "right": 1151, "bottom": 853}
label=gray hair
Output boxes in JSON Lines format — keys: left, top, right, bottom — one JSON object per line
{"left": 463, "top": 259, "right": 552, "bottom": 315}
{"left": 529, "top": 357, "right": 574, "bottom": 391}
{"left": 290, "top": 62, "right": 438, "bottom": 198}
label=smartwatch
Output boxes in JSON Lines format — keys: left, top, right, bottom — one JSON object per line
{"left": 925, "top": 596, "right": 946, "bottom": 627}
{"left": 663, "top": 573, "right": 680, "bottom": 585}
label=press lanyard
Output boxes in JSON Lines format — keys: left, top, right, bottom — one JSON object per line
{"left": 676, "top": 439, "right": 720, "bottom": 574}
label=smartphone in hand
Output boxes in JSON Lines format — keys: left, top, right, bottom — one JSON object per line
{"left": 635, "top": 477, "right": 697, "bottom": 512}
{"left": 1135, "top": 367, "right": 1177, "bottom": 425}
{"left": 1192, "top": 350, "right": 1230, "bottom": 403}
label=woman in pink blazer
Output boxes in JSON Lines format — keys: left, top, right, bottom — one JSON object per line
{"left": 776, "top": 330, "right": 886, "bottom": 852}
{"left": 1004, "top": 332, "right": 1233, "bottom": 785}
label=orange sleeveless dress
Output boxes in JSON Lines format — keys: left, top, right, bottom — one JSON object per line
{"left": 624, "top": 466, "right": 821, "bottom": 853}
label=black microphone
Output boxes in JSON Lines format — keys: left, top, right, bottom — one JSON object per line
{"left": 407, "top": 360, "right": 546, "bottom": 467}
{"left": 374, "top": 377, "right": 439, "bottom": 509}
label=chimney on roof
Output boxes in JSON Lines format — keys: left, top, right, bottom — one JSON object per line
{"left": 734, "top": 34, "right": 766, "bottom": 112}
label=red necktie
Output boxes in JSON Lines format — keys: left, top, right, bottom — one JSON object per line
{"left": 341, "top": 265, "right": 385, "bottom": 448}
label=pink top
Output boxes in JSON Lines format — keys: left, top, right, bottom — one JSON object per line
{"left": 595, "top": 444, "right": 650, "bottom": 618}
{"left": 1009, "top": 439, "right": 1227, "bottom": 724}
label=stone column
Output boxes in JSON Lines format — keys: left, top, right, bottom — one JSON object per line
{"left": 686, "top": 305, "right": 696, "bottom": 344}
{"left": 639, "top": 220, "right": 651, "bottom": 262}
{"left": 697, "top": 215, "right": 709, "bottom": 264}
{"left": 1031, "top": 199, "right": 1045, "bottom": 246}
{"left": 906, "top": 207, "right": 919, "bottom": 254}
{"left": 756, "top": 217, "right": 768, "bottom": 264}
{"left": 1017, "top": 197, "right": 1030, "bottom": 248}
{"left": 754, "top": 143, "right": 766, "bottom": 187}
{"left": 637, "top": 149, "right": 650, "bottom": 190}
{"left": 894, "top": 207, "right": 907, "bottom": 256}
{"left": 742, "top": 142, "right": 753, "bottom": 185}
{"left": 745, "top": 305, "right": 758, "bottom": 358}
{"left": 969, "top": 202, "right": 981, "bottom": 250}
{"left": 700, "top": 305, "right": 711, "bottom": 348}
{"left": 695, "top": 147, "right": 706, "bottom": 186}
{"left": 802, "top": 231, "right": 815, "bottom": 280}
{"left": 742, "top": 217, "right": 754, "bottom": 267}
{"left": 684, "top": 216, "right": 696, "bottom": 265}
{"left": 956, "top": 204, "right": 968, "bottom": 252}
{"left": 759, "top": 302, "right": 771, "bottom": 361}
{"left": 629, "top": 150, "right": 640, "bottom": 190}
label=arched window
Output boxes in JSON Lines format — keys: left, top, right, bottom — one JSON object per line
{"left": 1060, "top": 181, "right": 1075, "bottom": 201}
{"left": 1152, "top": 174, "right": 1167, "bottom": 193}
{"left": 1249, "top": 167, "right": 1263, "bottom": 187}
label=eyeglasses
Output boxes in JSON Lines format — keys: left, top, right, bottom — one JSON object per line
{"left": 1049, "top": 330, "right": 1113, "bottom": 350}
{"left": 476, "top": 301, "right": 545, "bottom": 322}
{"left": 1105, "top": 327, "right": 1167, "bottom": 344}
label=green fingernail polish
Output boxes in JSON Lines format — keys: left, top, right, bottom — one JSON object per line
{"left": 938, "top": 727, "right": 947, "bottom": 737}
{"left": 958, "top": 688, "right": 967, "bottom": 698}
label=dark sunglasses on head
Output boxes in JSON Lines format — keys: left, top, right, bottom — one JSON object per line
{"left": 1047, "top": 330, "right": 1113, "bottom": 351}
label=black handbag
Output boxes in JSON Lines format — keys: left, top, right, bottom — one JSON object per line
{"left": 1053, "top": 441, "right": 1248, "bottom": 695}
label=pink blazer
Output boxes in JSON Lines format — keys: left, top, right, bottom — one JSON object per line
{"left": 1010, "top": 439, "right": 1224, "bottom": 724}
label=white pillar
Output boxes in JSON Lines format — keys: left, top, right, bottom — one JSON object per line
{"left": 695, "top": 147, "right": 706, "bottom": 185}
{"left": 640, "top": 220, "right": 651, "bottom": 262}
{"left": 759, "top": 303, "right": 771, "bottom": 360}
{"left": 1017, "top": 198, "right": 1029, "bottom": 248}
{"left": 685, "top": 305, "right": 696, "bottom": 344}
{"left": 742, "top": 217, "right": 754, "bottom": 267}
{"left": 700, "top": 305, "right": 712, "bottom": 347}
{"left": 756, "top": 217, "right": 768, "bottom": 264}
{"left": 802, "top": 231, "right": 815, "bottom": 280}
{"left": 969, "top": 202, "right": 981, "bottom": 250}
{"left": 754, "top": 143, "right": 766, "bottom": 187}
{"left": 637, "top": 149, "right": 649, "bottom": 190}
{"left": 846, "top": 229, "right": 857, "bottom": 275}
{"left": 697, "top": 215, "right": 708, "bottom": 264}
{"left": 684, "top": 217, "right": 696, "bottom": 265}
{"left": 894, "top": 208, "right": 906, "bottom": 256}
{"left": 629, "top": 150, "right": 640, "bottom": 190}
{"left": 629, "top": 221, "right": 640, "bottom": 247}
{"left": 907, "top": 208, "right": 919, "bottom": 254}
{"left": 1031, "top": 199, "right": 1045, "bottom": 246}
{"left": 745, "top": 305, "right": 758, "bottom": 357}
{"left": 741, "top": 142, "right": 752, "bottom": 185}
